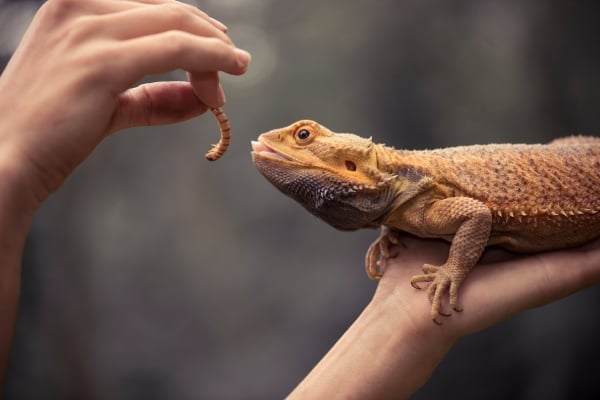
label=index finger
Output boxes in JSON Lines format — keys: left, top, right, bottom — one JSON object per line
{"left": 128, "top": 0, "right": 228, "bottom": 32}
{"left": 103, "top": 32, "right": 250, "bottom": 90}
{"left": 92, "top": 3, "right": 233, "bottom": 45}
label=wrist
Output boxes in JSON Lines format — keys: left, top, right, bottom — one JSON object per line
{"left": 0, "top": 124, "right": 36, "bottom": 387}
{"left": 0, "top": 139, "right": 41, "bottom": 223}
{"left": 0, "top": 102, "right": 65, "bottom": 215}
{"left": 366, "top": 292, "right": 458, "bottom": 381}
{"left": 290, "top": 290, "right": 456, "bottom": 399}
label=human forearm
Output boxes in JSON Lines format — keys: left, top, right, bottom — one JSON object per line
{"left": 288, "top": 295, "right": 454, "bottom": 399}
{"left": 0, "top": 0, "right": 249, "bottom": 206}
{"left": 289, "top": 235, "right": 600, "bottom": 399}
{"left": 0, "top": 146, "right": 38, "bottom": 385}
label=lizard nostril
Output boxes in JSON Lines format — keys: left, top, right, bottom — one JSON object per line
{"left": 345, "top": 160, "right": 357, "bottom": 171}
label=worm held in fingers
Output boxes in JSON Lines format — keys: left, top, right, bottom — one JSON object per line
{"left": 205, "top": 107, "right": 231, "bottom": 161}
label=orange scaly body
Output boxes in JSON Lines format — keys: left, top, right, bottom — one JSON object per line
{"left": 251, "top": 120, "right": 600, "bottom": 323}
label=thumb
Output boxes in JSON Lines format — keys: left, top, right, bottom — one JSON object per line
{"left": 109, "top": 81, "right": 208, "bottom": 134}
{"left": 187, "top": 71, "right": 226, "bottom": 108}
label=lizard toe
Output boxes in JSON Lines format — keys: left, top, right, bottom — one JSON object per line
{"left": 365, "top": 240, "right": 382, "bottom": 280}
{"left": 449, "top": 281, "right": 463, "bottom": 313}
{"left": 410, "top": 281, "right": 423, "bottom": 290}
{"left": 365, "top": 227, "right": 402, "bottom": 280}
{"left": 422, "top": 263, "right": 440, "bottom": 274}
{"left": 429, "top": 275, "right": 451, "bottom": 320}
{"left": 410, "top": 273, "right": 435, "bottom": 289}
{"left": 412, "top": 263, "right": 464, "bottom": 323}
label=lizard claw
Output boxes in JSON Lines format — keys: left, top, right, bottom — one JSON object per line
{"left": 410, "top": 263, "right": 464, "bottom": 323}
{"left": 365, "top": 226, "right": 402, "bottom": 280}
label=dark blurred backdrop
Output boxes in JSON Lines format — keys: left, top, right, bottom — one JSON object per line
{"left": 1, "top": 0, "right": 599, "bottom": 399}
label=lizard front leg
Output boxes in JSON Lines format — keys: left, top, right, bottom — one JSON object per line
{"left": 365, "top": 226, "right": 403, "bottom": 279}
{"left": 410, "top": 197, "right": 492, "bottom": 324}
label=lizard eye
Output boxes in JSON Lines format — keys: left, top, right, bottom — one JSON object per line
{"left": 295, "top": 128, "right": 312, "bottom": 143}
{"left": 345, "top": 160, "right": 357, "bottom": 171}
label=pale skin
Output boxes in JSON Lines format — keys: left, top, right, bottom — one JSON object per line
{"left": 0, "top": 0, "right": 599, "bottom": 397}
{"left": 290, "top": 236, "right": 600, "bottom": 399}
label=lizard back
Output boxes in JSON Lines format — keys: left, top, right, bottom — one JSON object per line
{"left": 385, "top": 137, "right": 600, "bottom": 251}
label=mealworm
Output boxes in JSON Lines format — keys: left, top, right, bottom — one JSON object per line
{"left": 205, "top": 107, "right": 231, "bottom": 161}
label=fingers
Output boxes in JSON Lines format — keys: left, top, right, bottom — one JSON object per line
{"left": 444, "top": 241, "right": 600, "bottom": 336}
{"left": 38, "top": 0, "right": 251, "bottom": 97}
{"left": 373, "top": 237, "right": 600, "bottom": 344}
{"left": 109, "top": 33, "right": 249, "bottom": 88}
{"left": 40, "top": 0, "right": 227, "bottom": 28}
{"left": 37, "top": 0, "right": 132, "bottom": 17}
{"left": 40, "top": 0, "right": 230, "bottom": 45}
{"left": 92, "top": 3, "right": 231, "bottom": 44}
{"left": 110, "top": 81, "right": 208, "bottom": 133}
{"left": 187, "top": 71, "right": 226, "bottom": 109}
{"left": 127, "top": 0, "right": 228, "bottom": 32}
{"left": 67, "top": 2, "right": 252, "bottom": 93}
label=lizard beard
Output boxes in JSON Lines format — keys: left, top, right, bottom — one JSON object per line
{"left": 254, "top": 158, "right": 392, "bottom": 230}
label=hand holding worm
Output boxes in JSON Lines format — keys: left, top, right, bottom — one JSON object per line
{"left": 0, "top": 0, "right": 250, "bottom": 384}
{"left": 0, "top": 0, "right": 249, "bottom": 205}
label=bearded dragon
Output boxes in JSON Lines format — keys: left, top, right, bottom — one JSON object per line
{"left": 250, "top": 120, "right": 600, "bottom": 323}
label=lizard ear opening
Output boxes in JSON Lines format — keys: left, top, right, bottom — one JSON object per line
{"left": 345, "top": 160, "right": 357, "bottom": 171}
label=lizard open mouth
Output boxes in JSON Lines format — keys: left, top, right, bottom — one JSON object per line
{"left": 251, "top": 140, "right": 294, "bottom": 162}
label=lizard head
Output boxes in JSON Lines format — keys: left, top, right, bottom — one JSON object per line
{"left": 251, "top": 120, "right": 397, "bottom": 230}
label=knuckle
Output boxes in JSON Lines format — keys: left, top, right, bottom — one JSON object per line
{"left": 203, "top": 38, "right": 239, "bottom": 69}
{"left": 158, "top": 2, "right": 195, "bottom": 27}
{"left": 66, "top": 16, "right": 100, "bottom": 41}
{"left": 204, "top": 36, "right": 229, "bottom": 54}
{"left": 157, "top": 2, "right": 233, "bottom": 45}
{"left": 38, "top": 0, "right": 103, "bottom": 46}
{"left": 39, "top": 0, "right": 80, "bottom": 21}
{"left": 163, "top": 31, "right": 190, "bottom": 57}
{"left": 167, "top": 33, "right": 228, "bottom": 59}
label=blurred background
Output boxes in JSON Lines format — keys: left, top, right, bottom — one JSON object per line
{"left": 1, "top": 0, "right": 599, "bottom": 399}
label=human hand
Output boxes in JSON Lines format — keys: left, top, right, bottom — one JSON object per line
{"left": 290, "top": 236, "right": 600, "bottom": 399}
{"left": 0, "top": 0, "right": 250, "bottom": 210}
{"left": 374, "top": 235, "right": 600, "bottom": 339}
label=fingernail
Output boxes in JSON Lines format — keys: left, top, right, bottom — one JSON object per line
{"left": 217, "top": 83, "right": 226, "bottom": 105}
{"left": 210, "top": 17, "right": 228, "bottom": 32}
{"left": 234, "top": 48, "right": 251, "bottom": 70}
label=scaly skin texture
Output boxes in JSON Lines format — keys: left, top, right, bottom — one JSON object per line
{"left": 251, "top": 120, "right": 600, "bottom": 323}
